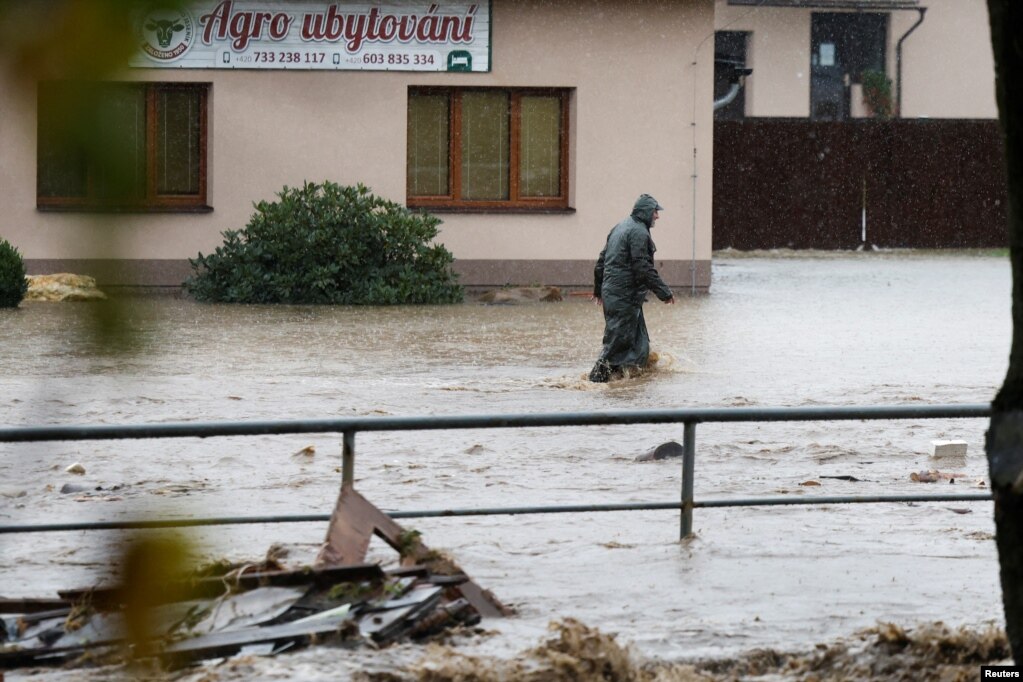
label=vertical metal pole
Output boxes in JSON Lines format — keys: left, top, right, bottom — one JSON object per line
{"left": 342, "top": 430, "right": 355, "bottom": 487}
{"left": 680, "top": 421, "right": 696, "bottom": 539}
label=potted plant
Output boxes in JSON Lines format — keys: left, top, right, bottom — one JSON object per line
{"left": 860, "top": 69, "right": 893, "bottom": 119}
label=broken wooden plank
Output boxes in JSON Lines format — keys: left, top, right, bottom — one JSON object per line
{"left": 57, "top": 564, "right": 384, "bottom": 607}
{"left": 196, "top": 564, "right": 384, "bottom": 592}
{"left": 316, "top": 487, "right": 508, "bottom": 617}
{"left": 358, "top": 586, "right": 444, "bottom": 644}
{"left": 317, "top": 486, "right": 409, "bottom": 566}
{"left": 407, "top": 598, "right": 479, "bottom": 639}
{"left": 456, "top": 580, "right": 514, "bottom": 618}
{"left": 0, "top": 598, "right": 69, "bottom": 614}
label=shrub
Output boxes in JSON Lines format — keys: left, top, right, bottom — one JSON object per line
{"left": 0, "top": 239, "right": 29, "bottom": 308}
{"left": 184, "top": 182, "right": 463, "bottom": 305}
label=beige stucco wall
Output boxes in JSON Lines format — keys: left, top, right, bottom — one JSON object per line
{"left": 892, "top": 0, "right": 995, "bottom": 118}
{"left": 717, "top": 6, "right": 812, "bottom": 117}
{"left": 0, "top": 0, "right": 715, "bottom": 290}
{"left": 715, "top": 0, "right": 996, "bottom": 120}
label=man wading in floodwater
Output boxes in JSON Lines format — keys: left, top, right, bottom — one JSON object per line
{"left": 588, "top": 194, "right": 675, "bottom": 383}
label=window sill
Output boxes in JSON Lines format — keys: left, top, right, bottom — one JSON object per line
{"left": 37, "top": 204, "right": 214, "bottom": 214}
{"left": 408, "top": 205, "right": 576, "bottom": 215}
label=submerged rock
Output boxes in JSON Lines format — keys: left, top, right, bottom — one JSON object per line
{"left": 635, "top": 441, "right": 684, "bottom": 462}
{"left": 25, "top": 273, "right": 106, "bottom": 302}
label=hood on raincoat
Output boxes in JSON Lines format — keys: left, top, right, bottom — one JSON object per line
{"left": 631, "top": 194, "right": 664, "bottom": 227}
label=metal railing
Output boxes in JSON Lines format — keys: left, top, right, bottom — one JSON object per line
{"left": 0, "top": 403, "right": 994, "bottom": 539}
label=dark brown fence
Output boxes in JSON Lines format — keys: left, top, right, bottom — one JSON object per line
{"left": 713, "top": 119, "right": 1008, "bottom": 250}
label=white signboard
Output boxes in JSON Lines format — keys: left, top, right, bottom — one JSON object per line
{"left": 131, "top": 1, "right": 491, "bottom": 71}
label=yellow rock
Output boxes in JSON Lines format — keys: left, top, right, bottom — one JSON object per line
{"left": 478, "top": 286, "right": 562, "bottom": 304}
{"left": 25, "top": 274, "right": 107, "bottom": 302}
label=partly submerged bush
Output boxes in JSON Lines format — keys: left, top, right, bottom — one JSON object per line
{"left": 0, "top": 239, "right": 29, "bottom": 308}
{"left": 184, "top": 182, "right": 463, "bottom": 305}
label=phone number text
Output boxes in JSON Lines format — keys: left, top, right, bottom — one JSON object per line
{"left": 247, "top": 51, "right": 326, "bottom": 64}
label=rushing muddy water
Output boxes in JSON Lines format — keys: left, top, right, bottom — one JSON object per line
{"left": 0, "top": 252, "right": 1013, "bottom": 677}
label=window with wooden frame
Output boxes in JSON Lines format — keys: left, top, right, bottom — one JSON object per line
{"left": 407, "top": 87, "right": 570, "bottom": 211}
{"left": 37, "top": 81, "right": 209, "bottom": 211}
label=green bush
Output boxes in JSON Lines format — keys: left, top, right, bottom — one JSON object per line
{"left": 184, "top": 182, "right": 463, "bottom": 305}
{"left": 0, "top": 239, "right": 29, "bottom": 308}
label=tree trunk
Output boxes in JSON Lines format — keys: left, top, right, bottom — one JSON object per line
{"left": 987, "top": 0, "right": 1023, "bottom": 662}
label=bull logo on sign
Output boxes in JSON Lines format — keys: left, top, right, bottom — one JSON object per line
{"left": 139, "top": 7, "right": 194, "bottom": 62}
{"left": 146, "top": 18, "right": 186, "bottom": 48}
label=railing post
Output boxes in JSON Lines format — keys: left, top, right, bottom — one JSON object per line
{"left": 680, "top": 421, "right": 696, "bottom": 540}
{"left": 342, "top": 430, "right": 355, "bottom": 487}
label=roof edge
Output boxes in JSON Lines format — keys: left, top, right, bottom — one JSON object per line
{"left": 727, "top": 0, "right": 920, "bottom": 9}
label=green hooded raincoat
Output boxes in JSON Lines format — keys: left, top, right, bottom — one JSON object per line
{"left": 589, "top": 194, "right": 673, "bottom": 382}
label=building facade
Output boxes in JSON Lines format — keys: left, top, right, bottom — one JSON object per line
{"left": 711, "top": 0, "right": 1004, "bottom": 250}
{"left": 714, "top": 0, "right": 996, "bottom": 121}
{"left": 0, "top": 1, "right": 716, "bottom": 291}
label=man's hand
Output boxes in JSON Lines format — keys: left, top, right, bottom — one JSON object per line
{"left": 591, "top": 295, "right": 602, "bottom": 306}
{"left": 664, "top": 296, "right": 675, "bottom": 304}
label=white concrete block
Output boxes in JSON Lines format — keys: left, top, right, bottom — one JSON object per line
{"left": 931, "top": 440, "right": 968, "bottom": 458}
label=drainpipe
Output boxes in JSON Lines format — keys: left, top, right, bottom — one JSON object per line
{"left": 714, "top": 83, "right": 742, "bottom": 111}
{"left": 695, "top": 60, "right": 751, "bottom": 294}
{"left": 689, "top": 31, "right": 715, "bottom": 297}
{"left": 895, "top": 7, "right": 927, "bottom": 118}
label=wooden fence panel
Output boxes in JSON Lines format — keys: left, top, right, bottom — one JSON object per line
{"left": 713, "top": 119, "right": 1008, "bottom": 249}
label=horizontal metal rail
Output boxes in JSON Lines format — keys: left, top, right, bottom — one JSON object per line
{"left": 0, "top": 403, "right": 992, "bottom": 443}
{"left": 0, "top": 403, "right": 994, "bottom": 539}
{"left": 0, "top": 493, "right": 994, "bottom": 535}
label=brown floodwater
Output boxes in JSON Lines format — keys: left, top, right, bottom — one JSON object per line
{"left": 0, "top": 252, "right": 1012, "bottom": 678}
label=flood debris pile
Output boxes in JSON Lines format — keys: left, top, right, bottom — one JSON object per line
{"left": 0, "top": 558, "right": 496, "bottom": 671}
{"left": 1, "top": 478, "right": 509, "bottom": 676}
{"left": 398, "top": 619, "right": 1010, "bottom": 682}
{"left": 1, "top": 489, "right": 507, "bottom": 672}
{"left": 690, "top": 621, "right": 1011, "bottom": 682}
{"left": 410, "top": 618, "right": 643, "bottom": 681}
{"left": 910, "top": 469, "right": 987, "bottom": 486}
